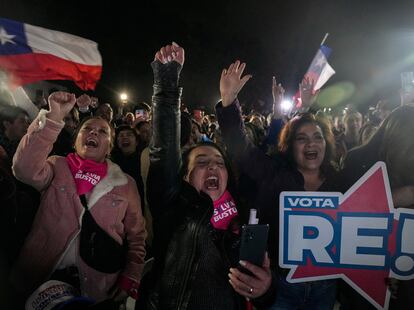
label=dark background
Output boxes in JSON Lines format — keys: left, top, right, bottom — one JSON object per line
{"left": 2, "top": 0, "right": 414, "bottom": 113}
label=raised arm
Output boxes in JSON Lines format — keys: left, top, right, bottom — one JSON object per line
{"left": 216, "top": 61, "right": 281, "bottom": 182}
{"left": 263, "top": 77, "right": 286, "bottom": 149}
{"left": 298, "top": 77, "right": 318, "bottom": 112}
{"left": 12, "top": 92, "right": 76, "bottom": 191}
{"left": 147, "top": 43, "right": 185, "bottom": 217}
{"left": 271, "top": 76, "right": 285, "bottom": 119}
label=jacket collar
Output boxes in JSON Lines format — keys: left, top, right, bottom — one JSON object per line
{"left": 87, "top": 159, "right": 128, "bottom": 208}
{"left": 180, "top": 181, "right": 212, "bottom": 205}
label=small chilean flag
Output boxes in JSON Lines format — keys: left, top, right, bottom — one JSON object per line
{"left": 293, "top": 41, "right": 335, "bottom": 111}
{"left": 305, "top": 44, "right": 335, "bottom": 92}
{"left": 0, "top": 18, "right": 102, "bottom": 90}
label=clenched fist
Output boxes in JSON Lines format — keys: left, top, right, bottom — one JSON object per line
{"left": 154, "top": 42, "right": 185, "bottom": 66}
{"left": 47, "top": 91, "right": 76, "bottom": 122}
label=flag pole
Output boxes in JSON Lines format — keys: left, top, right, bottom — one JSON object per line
{"left": 320, "top": 33, "right": 329, "bottom": 46}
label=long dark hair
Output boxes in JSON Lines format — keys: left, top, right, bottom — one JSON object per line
{"left": 181, "top": 141, "right": 248, "bottom": 230}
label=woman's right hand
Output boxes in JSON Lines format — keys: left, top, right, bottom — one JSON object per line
{"left": 228, "top": 252, "right": 272, "bottom": 299}
{"left": 47, "top": 91, "right": 76, "bottom": 122}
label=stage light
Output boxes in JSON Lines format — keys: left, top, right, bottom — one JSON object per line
{"left": 281, "top": 99, "right": 293, "bottom": 112}
{"left": 120, "top": 93, "right": 128, "bottom": 102}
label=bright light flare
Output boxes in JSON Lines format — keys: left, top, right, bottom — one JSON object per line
{"left": 281, "top": 99, "right": 293, "bottom": 112}
{"left": 120, "top": 93, "right": 128, "bottom": 101}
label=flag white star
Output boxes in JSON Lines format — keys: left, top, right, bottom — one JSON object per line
{"left": 0, "top": 27, "right": 16, "bottom": 45}
{"left": 314, "top": 53, "right": 326, "bottom": 68}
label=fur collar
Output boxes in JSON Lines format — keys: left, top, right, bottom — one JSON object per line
{"left": 87, "top": 159, "right": 128, "bottom": 208}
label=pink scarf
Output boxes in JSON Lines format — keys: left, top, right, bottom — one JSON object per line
{"left": 66, "top": 153, "right": 108, "bottom": 195}
{"left": 211, "top": 190, "right": 238, "bottom": 230}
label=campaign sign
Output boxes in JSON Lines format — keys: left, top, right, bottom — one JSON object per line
{"left": 279, "top": 162, "right": 414, "bottom": 310}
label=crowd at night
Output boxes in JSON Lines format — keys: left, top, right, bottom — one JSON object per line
{"left": 1, "top": 1, "right": 414, "bottom": 309}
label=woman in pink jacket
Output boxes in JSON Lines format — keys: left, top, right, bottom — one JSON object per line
{"left": 11, "top": 92, "right": 146, "bottom": 305}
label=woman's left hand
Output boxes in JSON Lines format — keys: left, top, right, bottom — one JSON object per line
{"left": 229, "top": 252, "right": 272, "bottom": 299}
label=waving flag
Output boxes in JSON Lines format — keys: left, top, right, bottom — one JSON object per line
{"left": 305, "top": 44, "right": 335, "bottom": 92}
{"left": 292, "top": 35, "right": 335, "bottom": 112}
{"left": 0, "top": 18, "right": 102, "bottom": 90}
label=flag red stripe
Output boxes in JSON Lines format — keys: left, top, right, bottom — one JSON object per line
{"left": 0, "top": 53, "right": 102, "bottom": 90}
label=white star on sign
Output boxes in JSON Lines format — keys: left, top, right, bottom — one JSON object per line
{"left": 0, "top": 27, "right": 16, "bottom": 45}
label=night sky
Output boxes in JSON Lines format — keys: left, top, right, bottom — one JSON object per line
{"left": 2, "top": 0, "right": 414, "bottom": 113}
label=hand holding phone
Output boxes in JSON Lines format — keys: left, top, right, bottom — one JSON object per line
{"left": 229, "top": 244, "right": 272, "bottom": 299}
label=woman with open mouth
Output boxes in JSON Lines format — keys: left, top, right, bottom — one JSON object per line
{"left": 10, "top": 92, "right": 146, "bottom": 308}
{"left": 112, "top": 124, "right": 145, "bottom": 207}
{"left": 216, "top": 61, "right": 339, "bottom": 310}
{"left": 140, "top": 43, "right": 275, "bottom": 310}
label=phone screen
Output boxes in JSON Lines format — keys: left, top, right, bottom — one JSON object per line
{"left": 135, "top": 109, "right": 144, "bottom": 118}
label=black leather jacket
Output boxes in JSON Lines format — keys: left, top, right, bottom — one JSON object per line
{"left": 143, "top": 61, "right": 243, "bottom": 310}
{"left": 143, "top": 61, "right": 276, "bottom": 310}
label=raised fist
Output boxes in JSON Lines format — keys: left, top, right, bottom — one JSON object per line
{"left": 47, "top": 91, "right": 76, "bottom": 122}
{"left": 154, "top": 42, "right": 185, "bottom": 66}
{"left": 76, "top": 94, "right": 92, "bottom": 111}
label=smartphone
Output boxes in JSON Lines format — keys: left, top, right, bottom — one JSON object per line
{"left": 239, "top": 224, "right": 269, "bottom": 275}
{"left": 135, "top": 109, "right": 144, "bottom": 118}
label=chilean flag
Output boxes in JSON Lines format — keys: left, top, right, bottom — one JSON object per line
{"left": 0, "top": 18, "right": 102, "bottom": 90}
{"left": 305, "top": 44, "right": 335, "bottom": 92}
{"left": 293, "top": 44, "right": 335, "bottom": 110}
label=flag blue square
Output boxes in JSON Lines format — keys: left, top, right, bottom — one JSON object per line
{"left": 0, "top": 18, "right": 32, "bottom": 55}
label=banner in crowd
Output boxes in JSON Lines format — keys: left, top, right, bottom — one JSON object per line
{"left": 0, "top": 18, "right": 102, "bottom": 90}
{"left": 279, "top": 162, "right": 414, "bottom": 310}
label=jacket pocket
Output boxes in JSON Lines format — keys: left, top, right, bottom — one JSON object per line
{"left": 90, "top": 194, "right": 128, "bottom": 231}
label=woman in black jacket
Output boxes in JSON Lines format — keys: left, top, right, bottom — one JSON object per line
{"left": 142, "top": 43, "right": 274, "bottom": 310}
{"left": 216, "top": 61, "right": 339, "bottom": 310}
